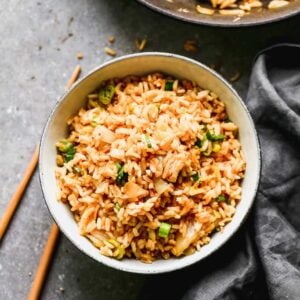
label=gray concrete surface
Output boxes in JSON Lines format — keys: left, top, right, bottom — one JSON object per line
{"left": 0, "top": 0, "right": 299, "bottom": 299}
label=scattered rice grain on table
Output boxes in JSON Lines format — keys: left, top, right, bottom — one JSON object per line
{"left": 135, "top": 38, "right": 147, "bottom": 51}
{"left": 104, "top": 47, "right": 117, "bottom": 57}
{"left": 183, "top": 40, "right": 198, "bottom": 53}
{"left": 229, "top": 71, "right": 241, "bottom": 82}
{"left": 55, "top": 73, "right": 246, "bottom": 263}
{"left": 76, "top": 52, "right": 84, "bottom": 60}
{"left": 108, "top": 36, "right": 115, "bottom": 43}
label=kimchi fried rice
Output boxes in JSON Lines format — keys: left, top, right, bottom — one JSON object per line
{"left": 55, "top": 73, "right": 246, "bottom": 263}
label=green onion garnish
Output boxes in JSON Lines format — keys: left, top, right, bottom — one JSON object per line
{"left": 191, "top": 172, "right": 200, "bottom": 182}
{"left": 99, "top": 84, "right": 115, "bottom": 105}
{"left": 212, "top": 143, "right": 221, "bottom": 153}
{"left": 115, "top": 202, "right": 121, "bottom": 211}
{"left": 203, "top": 148, "right": 212, "bottom": 156}
{"left": 217, "top": 195, "right": 227, "bottom": 202}
{"left": 165, "top": 81, "right": 173, "bottom": 91}
{"left": 206, "top": 130, "right": 224, "bottom": 142}
{"left": 224, "top": 117, "right": 232, "bottom": 123}
{"left": 115, "top": 162, "right": 122, "bottom": 171}
{"left": 195, "top": 138, "right": 204, "bottom": 148}
{"left": 158, "top": 222, "right": 171, "bottom": 238}
{"left": 115, "top": 163, "right": 128, "bottom": 187}
{"left": 200, "top": 124, "right": 207, "bottom": 131}
{"left": 56, "top": 140, "right": 73, "bottom": 153}
{"left": 116, "top": 245, "right": 125, "bottom": 260}
{"left": 64, "top": 149, "right": 76, "bottom": 162}
{"left": 57, "top": 140, "right": 76, "bottom": 162}
{"left": 144, "top": 135, "right": 152, "bottom": 148}
{"left": 195, "top": 135, "right": 208, "bottom": 148}
{"left": 107, "top": 239, "right": 125, "bottom": 259}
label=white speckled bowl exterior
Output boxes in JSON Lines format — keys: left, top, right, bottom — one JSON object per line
{"left": 39, "top": 52, "right": 260, "bottom": 274}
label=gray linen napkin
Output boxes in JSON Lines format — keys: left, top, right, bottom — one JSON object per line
{"left": 139, "top": 44, "right": 300, "bottom": 300}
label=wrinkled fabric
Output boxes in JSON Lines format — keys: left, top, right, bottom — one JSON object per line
{"left": 139, "top": 45, "right": 300, "bottom": 300}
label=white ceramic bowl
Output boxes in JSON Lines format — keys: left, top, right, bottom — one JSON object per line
{"left": 39, "top": 52, "right": 260, "bottom": 274}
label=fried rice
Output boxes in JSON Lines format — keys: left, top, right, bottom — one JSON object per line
{"left": 194, "top": 0, "right": 290, "bottom": 17}
{"left": 55, "top": 73, "right": 246, "bottom": 263}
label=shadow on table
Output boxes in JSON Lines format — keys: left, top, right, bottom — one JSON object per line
{"left": 43, "top": 234, "right": 145, "bottom": 299}
{"left": 90, "top": 0, "right": 300, "bottom": 68}
{"left": 137, "top": 219, "right": 269, "bottom": 300}
{"left": 46, "top": 217, "right": 268, "bottom": 300}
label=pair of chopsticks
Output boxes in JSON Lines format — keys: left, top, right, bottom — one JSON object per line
{"left": 0, "top": 65, "right": 81, "bottom": 300}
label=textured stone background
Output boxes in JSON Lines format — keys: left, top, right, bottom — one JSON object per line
{"left": 0, "top": 0, "right": 299, "bottom": 299}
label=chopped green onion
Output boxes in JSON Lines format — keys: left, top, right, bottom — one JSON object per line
{"left": 99, "top": 84, "right": 115, "bottom": 105}
{"left": 107, "top": 239, "right": 125, "bottom": 260}
{"left": 200, "top": 124, "right": 207, "bottom": 131}
{"left": 144, "top": 135, "right": 152, "bottom": 148}
{"left": 217, "top": 195, "right": 227, "bottom": 202}
{"left": 115, "top": 163, "right": 128, "bottom": 186}
{"left": 115, "top": 202, "right": 121, "bottom": 211}
{"left": 212, "top": 143, "right": 221, "bottom": 153}
{"left": 115, "top": 162, "right": 122, "bottom": 171}
{"left": 195, "top": 138, "right": 202, "bottom": 148}
{"left": 206, "top": 130, "right": 224, "bottom": 142}
{"left": 91, "top": 120, "right": 98, "bottom": 127}
{"left": 224, "top": 117, "right": 232, "bottom": 123}
{"left": 158, "top": 222, "right": 171, "bottom": 238}
{"left": 65, "top": 145, "right": 76, "bottom": 162}
{"left": 116, "top": 245, "right": 125, "bottom": 260}
{"left": 191, "top": 172, "right": 200, "bottom": 182}
{"left": 165, "top": 81, "right": 173, "bottom": 91}
{"left": 195, "top": 135, "right": 208, "bottom": 149}
{"left": 57, "top": 140, "right": 76, "bottom": 162}
{"left": 107, "top": 239, "right": 119, "bottom": 247}
{"left": 202, "top": 148, "right": 212, "bottom": 156}
{"left": 64, "top": 151, "right": 75, "bottom": 162}
{"left": 56, "top": 140, "right": 73, "bottom": 153}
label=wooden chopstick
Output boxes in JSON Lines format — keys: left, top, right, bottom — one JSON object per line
{"left": 28, "top": 64, "right": 81, "bottom": 300}
{"left": 0, "top": 145, "right": 39, "bottom": 241}
{"left": 27, "top": 224, "right": 60, "bottom": 300}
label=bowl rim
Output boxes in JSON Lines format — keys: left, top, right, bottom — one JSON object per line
{"left": 39, "top": 52, "right": 261, "bottom": 274}
{"left": 136, "top": 0, "right": 300, "bottom": 27}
